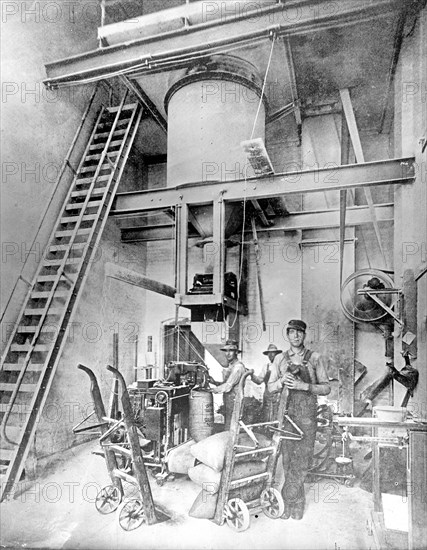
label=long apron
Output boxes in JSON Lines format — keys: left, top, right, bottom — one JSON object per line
{"left": 223, "top": 386, "right": 239, "bottom": 430}
{"left": 281, "top": 361, "right": 317, "bottom": 508}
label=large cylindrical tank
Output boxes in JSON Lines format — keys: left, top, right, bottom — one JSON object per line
{"left": 189, "top": 389, "right": 214, "bottom": 442}
{"left": 165, "top": 55, "right": 267, "bottom": 238}
{"left": 166, "top": 54, "right": 266, "bottom": 187}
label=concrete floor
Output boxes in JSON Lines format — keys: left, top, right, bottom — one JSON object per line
{"left": 0, "top": 440, "right": 375, "bottom": 550}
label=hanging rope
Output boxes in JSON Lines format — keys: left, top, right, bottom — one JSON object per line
{"left": 225, "top": 32, "right": 277, "bottom": 331}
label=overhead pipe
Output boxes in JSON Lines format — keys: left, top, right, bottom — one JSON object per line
{"left": 44, "top": 0, "right": 403, "bottom": 88}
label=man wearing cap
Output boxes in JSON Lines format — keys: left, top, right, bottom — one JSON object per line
{"left": 252, "top": 344, "right": 282, "bottom": 422}
{"left": 209, "top": 339, "right": 247, "bottom": 430}
{"left": 268, "top": 319, "right": 330, "bottom": 520}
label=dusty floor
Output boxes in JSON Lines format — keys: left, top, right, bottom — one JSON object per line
{"left": 0, "top": 440, "right": 375, "bottom": 550}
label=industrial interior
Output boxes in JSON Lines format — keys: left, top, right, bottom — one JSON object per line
{"left": 1, "top": 0, "right": 426, "bottom": 548}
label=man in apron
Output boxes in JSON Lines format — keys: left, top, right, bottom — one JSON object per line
{"left": 268, "top": 320, "right": 331, "bottom": 520}
{"left": 209, "top": 339, "right": 246, "bottom": 430}
{"left": 252, "top": 344, "right": 282, "bottom": 422}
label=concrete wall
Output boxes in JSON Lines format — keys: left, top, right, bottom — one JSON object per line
{"left": 0, "top": 3, "right": 151, "bottom": 476}
{"left": 392, "top": 6, "right": 427, "bottom": 413}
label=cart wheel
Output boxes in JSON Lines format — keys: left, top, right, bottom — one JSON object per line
{"left": 224, "top": 498, "right": 250, "bottom": 532}
{"left": 117, "top": 499, "right": 145, "bottom": 531}
{"left": 156, "top": 477, "right": 165, "bottom": 487}
{"left": 260, "top": 488, "right": 285, "bottom": 519}
{"left": 344, "top": 478, "right": 354, "bottom": 488}
{"left": 95, "top": 485, "right": 122, "bottom": 514}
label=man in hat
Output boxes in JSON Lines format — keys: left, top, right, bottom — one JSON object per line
{"left": 209, "top": 339, "right": 246, "bottom": 430}
{"left": 268, "top": 319, "right": 330, "bottom": 520}
{"left": 252, "top": 344, "right": 282, "bottom": 422}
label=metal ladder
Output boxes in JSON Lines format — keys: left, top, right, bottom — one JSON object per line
{"left": 0, "top": 91, "right": 143, "bottom": 501}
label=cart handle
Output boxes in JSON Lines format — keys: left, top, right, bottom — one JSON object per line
{"left": 77, "top": 363, "right": 107, "bottom": 421}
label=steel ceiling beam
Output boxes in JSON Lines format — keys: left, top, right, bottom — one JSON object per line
{"left": 117, "top": 204, "right": 394, "bottom": 242}
{"left": 43, "top": 0, "right": 404, "bottom": 87}
{"left": 111, "top": 157, "right": 415, "bottom": 213}
{"left": 119, "top": 76, "right": 167, "bottom": 132}
{"left": 340, "top": 88, "right": 389, "bottom": 269}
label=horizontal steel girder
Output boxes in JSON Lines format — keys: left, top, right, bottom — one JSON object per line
{"left": 43, "top": 0, "right": 403, "bottom": 87}
{"left": 118, "top": 204, "right": 394, "bottom": 242}
{"left": 111, "top": 157, "right": 415, "bottom": 214}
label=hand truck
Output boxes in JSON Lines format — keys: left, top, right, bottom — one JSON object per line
{"left": 212, "top": 370, "right": 304, "bottom": 532}
{"left": 74, "top": 363, "right": 169, "bottom": 531}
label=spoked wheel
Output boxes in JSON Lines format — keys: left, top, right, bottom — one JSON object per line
{"left": 260, "top": 488, "right": 285, "bottom": 519}
{"left": 95, "top": 484, "right": 122, "bottom": 514}
{"left": 117, "top": 499, "right": 145, "bottom": 531}
{"left": 224, "top": 498, "right": 250, "bottom": 532}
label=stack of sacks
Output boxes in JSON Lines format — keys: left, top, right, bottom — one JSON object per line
{"left": 166, "top": 439, "right": 197, "bottom": 475}
{"left": 187, "top": 431, "right": 271, "bottom": 519}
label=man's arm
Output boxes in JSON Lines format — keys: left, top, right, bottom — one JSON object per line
{"left": 309, "top": 354, "right": 331, "bottom": 395}
{"left": 212, "top": 364, "right": 244, "bottom": 394}
{"left": 252, "top": 364, "right": 267, "bottom": 385}
{"left": 267, "top": 355, "right": 284, "bottom": 393}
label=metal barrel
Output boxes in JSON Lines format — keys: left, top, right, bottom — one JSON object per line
{"left": 189, "top": 389, "right": 215, "bottom": 442}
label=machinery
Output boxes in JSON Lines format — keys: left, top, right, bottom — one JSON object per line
{"left": 128, "top": 361, "right": 211, "bottom": 484}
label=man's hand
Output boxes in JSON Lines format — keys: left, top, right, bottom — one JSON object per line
{"left": 208, "top": 375, "right": 219, "bottom": 386}
{"left": 283, "top": 373, "right": 308, "bottom": 391}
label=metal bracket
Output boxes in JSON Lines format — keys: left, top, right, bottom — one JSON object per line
{"left": 356, "top": 288, "right": 403, "bottom": 325}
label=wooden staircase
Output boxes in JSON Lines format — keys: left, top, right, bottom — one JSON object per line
{"left": 0, "top": 93, "right": 143, "bottom": 501}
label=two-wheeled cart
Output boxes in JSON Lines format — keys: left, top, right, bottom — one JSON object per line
{"left": 74, "top": 363, "right": 168, "bottom": 531}
{"left": 212, "top": 371, "right": 304, "bottom": 532}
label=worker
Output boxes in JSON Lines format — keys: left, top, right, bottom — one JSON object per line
{"left": 209, "top": 339, "right": 246, "bottom": 430}
{"left": 252, "top": 344, "right": 282, "bottom": 422}
{"left": 268, "top": 319, "right": 331, "bottom": 520}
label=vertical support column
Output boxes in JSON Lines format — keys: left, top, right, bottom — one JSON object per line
{"left": 212, "top": 197, "right": 225, "bottom": 298}
{"left": 408, "top": 430, "right": 427, "bottom": 550}
{"left": 175, "top": 203, "right": 188, "bottom": 297}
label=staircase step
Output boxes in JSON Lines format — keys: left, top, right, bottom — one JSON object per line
{"left": 54, "top": 228, "right": 91, "bottom": 239}
{"left": 95, "top": 129, "right": 126, "bottom": 140}
{"left": 96, "top": 120, "right": 131, "bottom": 133}
{"left": 71, "top": 188, "right": 106, "bottom": 199}
{"left": 107, "top": 103, "right": 137, "bottom": 113}
{"left": 17, "top": 325, "right": 57, "bottom": 334}
{"left": 2, "top": 363, "right": 44, "bottom": 373}
{"left": 75, "top": 175, "right": 110, "bottom": 186}
{"left": 59, "top": 214, "right": 97, "bottom": 224}
{"left": 0, "top": 403, "right": 29, "bottom": 414}
{"left": 79, "top": 164, "right": 112, "bottom": 174}
{"left": 9, "top": 343, "right": 50, "bottom": 353}
{"left": 42, "top": 257, "right": 81, "bottom": 266}
{"left": 89, "top": 139, "right": 123, "bottom": 151}
{"left": 65, "top": 201, "right": 101, "bottom": 211}
{"left": 85, "top": 152, "right": 118, "bottom": 162}
{"left": 30, "top": 290, "right": 70, "bottom": 299}
{"left": 24, "top": 308, "right": 62, "bottom": 316}
{"left": 49, "top": 242, "right": 86, "bottom": 252}
{"left": 1, "top": 383, "right": 37, "bottom": 393}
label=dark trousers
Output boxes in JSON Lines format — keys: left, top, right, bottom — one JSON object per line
{"left": 281, "top": 391, "right": 317, "bottom": 508}
{"left": 263, "top": 392, "right": 280, "bottom": 423}
{"left": 223, "top": 390, "right": 236, "bottom": 430}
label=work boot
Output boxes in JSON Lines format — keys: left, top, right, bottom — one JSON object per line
{"left": 281, "top": 503, "right": 292, "bottom": 519}
{"left": 291, "top": 504, "right": 304, "bottom": 520}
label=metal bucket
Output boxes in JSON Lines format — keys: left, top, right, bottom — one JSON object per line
{"left": 189, "top": 390, "right": 214, "bottom": 442}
